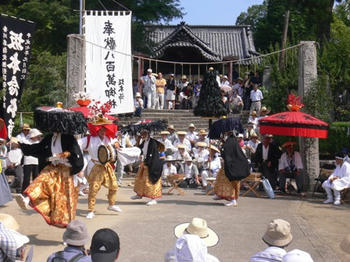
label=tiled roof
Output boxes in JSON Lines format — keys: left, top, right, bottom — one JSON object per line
{"left": 145, "top": 22, "right": 259, "bottom": 64}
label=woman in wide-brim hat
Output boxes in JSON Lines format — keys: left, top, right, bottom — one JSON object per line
{"left": 14, "top": 104, "right": 86, "bottom": 228}
{"left": 174, "top": 217, "right": 219, "bottom": 247}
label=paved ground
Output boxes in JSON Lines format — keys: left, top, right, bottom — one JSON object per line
{"left": 1, "top": 179, "right": 350, "bottom": 261}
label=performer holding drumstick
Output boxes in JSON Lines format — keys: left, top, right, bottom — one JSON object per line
{"left": 79, "top": 115, "right": 122, "bottom": 220}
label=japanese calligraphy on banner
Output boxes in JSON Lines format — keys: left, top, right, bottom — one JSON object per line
{"left": 84, "top": 11, "right": 133, "bottom": 114}
{"left": 0, "top": 14, "right": 35, "bottom": 137}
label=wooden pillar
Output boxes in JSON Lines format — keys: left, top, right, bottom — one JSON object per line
{"left": 229, "top": 62, "right": 233, "bottom": 83}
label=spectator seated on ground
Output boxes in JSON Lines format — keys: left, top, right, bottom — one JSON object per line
{"left": 47, "top": 220, "right": 91, "bottom": 262}
{"left": 0, "top": 214, "right": 31, "bottom": 262}
{"left": 193, "top": 142, "right": 209, "bottom": 168}
{"left": 322, "top": 152, "right": 350, "bottom": 206}
{"left": 250, "top": 219, "right": 293, "bottom": 262}
{"left": 186, "top": 123, "right": 198, "bottom": 147}
{"left": 278, "top": 142, "right": 305, "bottom": 196}
{"left": 90, "top": 228, "right": 120, "bottom": 262}
{"left": 159, "top": 131, "right": 175, "bottom": 156}
{"left": 201, "top": 145, "right": 221, "bottom": 190}
{"left": 173, "top": 144, "right": 190, "bottom": 173}
{"left": 282, "top": 249, "right": 314, "bottom": 262}
{"left": 179, "top": 156, "right": 200, "bottom": 188}
{"left": 162, "top": 156, "right": 177, "bottom": 187}
{"left": 174, "top": 131, "right": 192, "bottom": 152}
{"left": 195, "top": 130, "right": 209, "bottom": 146}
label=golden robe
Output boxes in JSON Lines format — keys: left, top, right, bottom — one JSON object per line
{"left": 134, "top": 164, "right": 162, "bottom": 199}
{"left": 214, "top": 168, "right": 240, "bottom": 200}
{"left": 24, "top": 164, "right": 78, "bottom": 228}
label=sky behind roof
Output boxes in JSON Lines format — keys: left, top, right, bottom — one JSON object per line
{"left": 170, "top": 0, "right": 264, "bottom": 25}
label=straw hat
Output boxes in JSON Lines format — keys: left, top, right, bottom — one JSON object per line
{"left": 63, "top": 220, "right": 90, "bottom": 246}
{"left": 165, "top": 155, "right": 175, "bottom": 162}
{"left": 168, "top": 125, "right": 176, "bottom": 131}
{"left": 264, "top": 134, "right": 273, "bottom": 138}
{"left": 29, "top": 128, "right": 43, "bottom": 139}
{"left": 250, "top": 111, "right": 257, "bottom": 116}
{"left": 135, "top": 92, "right": 142, "bottom": 98}
{"left": 282, "top": 141, "right": 296, "bottom": 148}
{"left": 340, "top": 234, "right": 350, "bottom": 254}
{"left": 251, "top": 132, "right": 258, "bottom": 138}
{"left": 160, "top": 130, "right": 170, "bottom": 135}
{"left": 260, "top": 106, "right": 270, "bottom": 114}
{"left": 181, "top": 75, "right": 187, "bottom": 80}
{"left": 22, "top": 123, "right": 31, "bottom": 130}
{"left": 174, "top": 218, "right": 219, "bottom": 247}
{"left": 282, "top": 249, "right": 314, "bottom": 262}
{"left": 177, "top": 131, "right": 187, "bottom": 136}
{"left": 177, "top": 144, "right": 186, "bottom": 149}
{"left": 184, "top": 156, "right": 193, "bottom": 162}
{"left": 196, "top": 142, "right": 207, "bottom": 148}
{"left": 209, "top": 145, "right": 220, "bottom": 153}
{"left": 188, "top": 123, "right": 195, "bottom": 129}
{"left": 262, "top": 219, "right": 293, "bottom": 247}
{"left": 198, "top": 129, "right": 208, "bottom": 136}
{"left": 0, "top": 214, "right": 20, "bottom": 231}
{"left": 147, "top": 68, "right": 152, "bottom": 73}
{"left": 89, "top": 116, "right": 113, "bottom": 126}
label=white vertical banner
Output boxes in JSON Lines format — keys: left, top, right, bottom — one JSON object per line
{"left": 84, "top": 11, "right": 133, "bottom": 114}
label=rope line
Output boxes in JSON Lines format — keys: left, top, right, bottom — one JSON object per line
{"left": 72, "top": 35, "right": 303, "bottom": 65}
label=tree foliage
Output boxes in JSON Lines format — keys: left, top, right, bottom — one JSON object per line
{"left": 0, "top": 0, "right": 184, "bottom": 111}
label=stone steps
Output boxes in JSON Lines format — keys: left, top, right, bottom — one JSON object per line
{"left": 117, "top": 109, "right": 251, "bottom": 133}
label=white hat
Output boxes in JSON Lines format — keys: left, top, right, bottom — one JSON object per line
{"left": 147, "top": 68, "right": 152, "bottom": 73}
{"left": 174, "top": 218, "right": 219, "bottom": 247}
{"left": 135, "top": 92, "right": 142, "bottom": 98}
{"left": 282, "top": 249, "right": 314, "bottom": 262}
{"left": 165, "top": 155, "right": 175, "bottom": 162}
{"left": 263, "top": 219, "right": 293, "bottom": 247}
{"left": 165, "top": 235, "right": 218, "bottom": 262}
{"left": 29, "top": 128, "right": 43, "bottom": 138}
{"left": 237, "top": 133, "right": 244, "bottom": 138}
{"left": 0, "top": 214, "right": 19, "bottom": 231}
{"left": 184, "top": 156, "right": 192, "bottom": 162}
{"left": 223, "top": 75, "right": 228, "bottom": 79}
{"left": 188, "top": 123, "right": 195, "bottom": 128}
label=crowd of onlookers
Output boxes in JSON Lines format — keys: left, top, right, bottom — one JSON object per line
{"left": 6, "top": 212, "right": 346, "bottom": 261}
{"left": 133, "top": 69, "right": 264, "bottom": 116}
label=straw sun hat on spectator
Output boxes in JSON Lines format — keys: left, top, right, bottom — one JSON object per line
{"left": 196, "top": 142, "right": 207, "bottom": 148}
{"left": 198, "top": 129, "right": 208, "bottom": 135}
{"left": 168, "top": 125, "right": 176, "bottom": 131}
{"left": 0, "top": 213, "right": 20, "bottom": 231}
{"left": 262, "top": 219, "right": 293, "bottom": 247}
{"left": 160, "top": 130, "right": 170, "bottom": 135}
{"left": 177, "top": 131, "right": 187, "bottom": 136}
{"left": 174, "top": 218, "right": 219, "bottom": 247}
{"left": 209, "top": 145, "right": 220, "bottom": 153}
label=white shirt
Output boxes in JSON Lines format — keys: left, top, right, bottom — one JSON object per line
{"left": 79, "top": 136, "right": 115, "bottom": 174}
{"left": 16, "top": 132, "right": 30, "bottom": 143}
{"left": 173, "top": 150, "right": 190, "bottom": 161}
{"left": 250, "top": 89, "right": 263, "bottom": 102}
{"left": 142, "top": 138, "right": 150, "bottom": 157}
{"left": 279, "top": 151, "right": 303, "bottom": 171}
{"left": 247, "top": 140, "right": 260, "bottom": 154}
{"left": 262, "top": 144, "right": 269, "bottom": 161}
{"left": 186, "top": 131, "right": 198, "bottom": 142}
{"left": 143, "top": 75, "right": 156, "bottom": 92}
{"left": 194, "top": 149, "right": 209, "bottom": 163}
{"left": 158, "top": 138, "right": 173, "bottom": 150}
{"left": 209, "top": 156, "right": 222, "bottom": 176}
{"left": 162, "top": 163, "right": 177, "bottom": 177}
{"left": 250, "top": 246, "right": 286, "bottom": 262}
{"left": 134, "top": 98, "right": 144, "bottom": 108}
{"left": 51, "top": 133, "right": 71, "bottom": 167}
{"left": 248, "top": 116, "right": 259, "bottom": 129}
{"left": 174, "top": 138, "right": 192, "bottom": 152}
{"left": 23, "top": 139, "right": 39, "bottom": 165}
{"left": 327, "top": 161, "right": 350, "bottom": 191}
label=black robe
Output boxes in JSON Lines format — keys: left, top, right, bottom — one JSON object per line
{"left": 20, "top": 134, "right": 84, "bottom": 175}
{"left": 222, "top": 135, "right": 250, "bottom": 181}
{"left": 139, "top": 138, "right": 163, "bottom": 184}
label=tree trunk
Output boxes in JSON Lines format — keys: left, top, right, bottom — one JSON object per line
{"left": 279, "top": 10, "right": 290, "bottom": 71}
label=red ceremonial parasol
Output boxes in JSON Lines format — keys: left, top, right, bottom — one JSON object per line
{"left": 259, "top": 94, "right": 329, "bottom": 139}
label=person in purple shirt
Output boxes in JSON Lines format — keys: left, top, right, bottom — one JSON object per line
{"left": 47, "top": 220, "right": 91, "bottom": 262}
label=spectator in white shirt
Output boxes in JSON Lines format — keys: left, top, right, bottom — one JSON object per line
{"left": 21, "top": 128, "right": 42, "bottom": 193}
{"left": 230, "top": 91, "right": 244, "bottom": 114}
{"left": 248, "top": 111, "right": 259, "bottom": 131}
{"left": 250, "top": 84, "right": 263, "bottom": 115}
{"left": 246, "top": 133, "right": 260, "bottom": 155}
{"left": 174, "top": 131, "right": 191, "bottom": 152}
{"left": 159, "top": 131, "right": 175, "bottom": 156}
{"left": 201, "top": 145, "right": 221, "bottom": 189}
{"left": 141, "top": 68, "right": 156, "bottom": 109}
{"left": 278, "top": 142, "right": 304, "bottom": 195}
{"left": 162, "top": 156, "right": 177, "bottom": 186}
{"left": 186, "top": 123, "right": 198, "bottom": 147}
{"left": 179, "top": 156, "right": 200, "bottom": 188}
